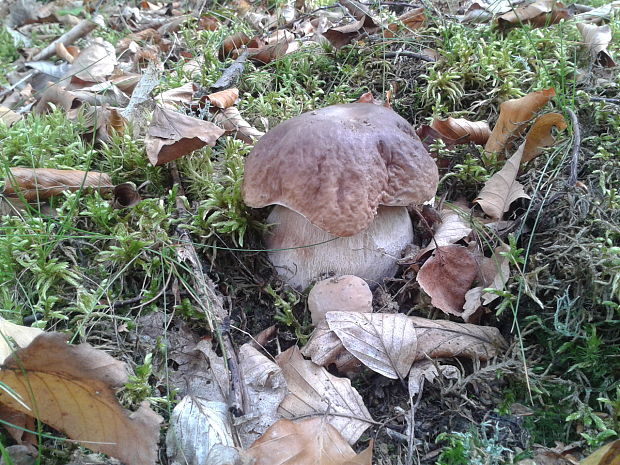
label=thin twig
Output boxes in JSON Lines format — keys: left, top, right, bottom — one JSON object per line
{"left": 381, "top": 50, "right": 436, "bottom": 62}
{"left": 589, "top": 96, "right": 620, "bottom": 104}
{"left": 566, "top": 108, "right": 581, "bottom": 187}
{"left": 210, "top": 50, "right": 250, "bottom": 91}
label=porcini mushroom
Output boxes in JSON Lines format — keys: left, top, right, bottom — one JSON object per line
{"left": 242, "top": 103, "right": 438, "bottom": 289}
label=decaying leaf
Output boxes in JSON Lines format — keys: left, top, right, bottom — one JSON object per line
{"left": 2, "top": 168, "right": 113, "bottom": 201}
{"left": 145, "top": 106, "right": 225, "bottom": 165}
{"left": 214, "top": 106, "right": 264, "bottom": 143}
{"left": 77, "top": 104, "right": 126, "bottom": 143}
{"left": 417, "top": 245, "right": 479, "bottom": 318}
{"left": 485, "top": 88, "right": 555, "bottom": 154}
{"left": 156, "top": 82, "right": 196, "bottom": 108}
{"left": 166, "top": 397, "right": 234, "bottom": 465}
{"left": 34, "top": 84, "right": 83, "bottom": 114}
{"left": 408, "top": 360, "right": 459, "bottom": 396}
{"left": 68, "top": 39, "right": 117, "bottom": 83}
{"left": 322, "top": 15, "right": 379, "bottom": 48}
{"left": 0, "top": 333, "right": 162, "bottom": 465}
{"left": 474, "top": 149, "right": 530, "bottom": 219}
{"left": 497, "top": 0, "right": 571, "bottom": 29}
{"left": 111, "top": 183, "right": 141, "bottom": 209}
{"left": 417, "top": 208, "right": 472, "bottom": 258}
{"left": 236, "top": 344, "right": 287, "bottom": 447}
{"left": 0, "top": 318, "right": 43, "bottom": 363}
{"left": 326, "top": 312, "right": 418, "bottom": 379}
{"left": 219, "top": 31, "right": 254, "bottom": 59}
{"left": 431, "top": 117, "right": 491, "bottom": 145}
{"left": 577, "top": 23, "right": 616, "bottom": 67}
{"left": 580, "top": 439, "right": 620, "bottom": 465}
{"left": 519, "top": 112, "right": 567, "bottom": 163}
{"left": 246, "top": 418, "right": 372, "bottom": 465}
{"left": 301, "top": 326, "right": 362, "bottom": 375}
{"left": 277, "top": 345, "right": 373, "bottom": 444}
{"left": 248, "top": 40, "right": 290, "bottom": 64}
{"left": 409, "top": 316, "right": 507, "bottom": 360}
{"left": 206, "top": 88, "right": 239, "bottom": 109}
{"left": 0, "top": 106, "right": 23, "bottom": 126}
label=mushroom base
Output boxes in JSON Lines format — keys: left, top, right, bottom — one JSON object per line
{"left": 265, "top": 205, "right": 414, "bottom": 289}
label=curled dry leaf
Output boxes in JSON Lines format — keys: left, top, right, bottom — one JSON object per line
{"left": 577, "top": 23, "right": 616, "bottom": 68}
{"left": 0, "top": 106, "right": 22, "bottom": 127}
{"left": 213, "top": 106, "right": 264, "bottom": 143}
{"left": 248, "top": 40, "right": 290, "bottom": 65}
{"left": 206, "top": 88, "right": 239, "bottom": 109}
{"left": 326, "top": 312, "right": 418, "bottom": 379}
{"left": 219, "top": 31, "right": 253, "bottom": 59}
{"left": 519, "top": 112, "right": 567, "bottom": 163}
{"left": 34, "top": 83, "right": 83, "bottom": 114}
{"left": 322, "top": 15, "right": 379, "bottom": 48}
{"left": 112, "top": 183, "right": 141, "bottom": 209}
{"left": 0, "top": 333, "right": 162, "bottom": 465}
{"left": 417, "top": 208, "right": 472, "bottom": 258}
{"left": 497, "top": 0, "right": 571, "bottom": 29}
{"left": 145, "top": 106, "right": 225, "bottom": 165}
{"left": 2, "top": 168, "right": 113, "bottom": 201}
{"left": 431, "top": 117, "right": 491, "bottom": 145}
{"left": 246, "top": 418, "right": 372, "bottom": 465}
{"left": 156, "top": 82, "right": 196, "bottom": 108}
{"left": 474, "top": 150, "right": 530, "bottom": 220}
{"left": 276, "top": 346, "right": 373, "bottom": 444}
{"left": 485, "top": 88, "right": 555, "bottom": 154}
{"left": 301, "top": 326, "right": 362, "bottom": 376}
{"left": 408, "top": 360, "right": 459, "bottom": 396}
{"left": 416, "top": 245, "right": 479, "bottom": 319}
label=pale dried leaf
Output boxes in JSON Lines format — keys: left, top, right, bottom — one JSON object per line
{"left": 155, "top": 82, "right": 195, "bottom": 108}
{"left": 326, "top": 312, "right": 418, "bottom": 379}
{"left": 417, "top": 208, "right": 472, "bottom": 257}
{"left": 276, "top": 346, "right": 373, "bottom": 444}
{"left": 474, "top": 150, "right": 530, "bottom": 219}
{"left": 485, "top": 88, "right": 555, "bottom": 153}
{"left": 237, "top": 344, "right": 287, "bottom": 447}
{"left": 408, "top": 360, "right": 459, "bottom": 396}
{"left": 416, "top": 245, "right": 478, "bottom": 318}
{"left": 166, "top": 398, "right": 234, "bottom": 465}
{"left": 301, "top": 325, "right": 362, "bottom": 376}
{"left": 577, "top": 23, "right": 616, "bottom": 67}
{"left": 206, "top": 88, "right": 239, "bottom": 109}
{"left": 145, "top": 106, "right": 225, "bottom": 165}
{"left": 68, "top": 39, "right": 117, "bottom": 83}
{"left": 0, "top": 333, "right": 162, "bottom": 465}
{"left": 497, "top": 0, "right": 571, "bottom": 29}
{"left": 246, "top": 418, "right": 372, "bottom": 465}
{"left": 214, "top": 107, "right": 264, "bottom": 143}
{"left": 0, "top": 319, "right": 42, "bottom": 363}
{"left": 0, "top": 106, "right": 22, "bottom": 126}
{"left": 410, "top": 316, "right": 507, "bottom": 360}
{"left": 3, "top": 168, "right": 113, "bottom": 201}
{"left": 430, "top": 117, "right": 491, "bottom": 145}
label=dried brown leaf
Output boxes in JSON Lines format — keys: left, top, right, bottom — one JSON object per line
{"left": 145, "top": 106, "right": 225, "bottom": 165}
{"left": 325, "top": 312, "right": 418, "bottom": 379}
{"left": 219, "top": 32, "right": 253, "bottom": 59}
{"left": 518, "top": 112, "right": 567, "bottom": 162}
{"left": 0, "top": 333, "right": 162, "bottom": 465}
{"left": 206, "top": 88, "right": 239, "bottom": 109}
{"left": 276, "top": 346, "right": 373, "bottom": 444}
{"left": 474, "top": 150, "right": 530, "bottom": 219}
{"left": 68, "top": 39, "right": 117, "bottom": 83}
{"left": 485, "top": 88, "right": 555, "bottom": 153}
{"left": 2, "top": 168, "right": 113, "bottom": 201}
{"left": 577, "top": 23, "right": 616, "bottom": 68}
{"left": 497, "top": 0, "right": 571, "bottom": 29}
{"left": 0, "top": 106, "right": 22, "bottom": 127}
{"left": 322, "top": 15, "right": 379, "bottom": 48}
{"left": 34, "top": 84, "right": 82, "bottom": 114}
{"left": 431, "top": 117, "right": 491, "bottom": 145}
{"left": 301, "top": 326, "right": 362, "bottom": 375}
{"left": 408, "top": 360, "right": 459, "bottom": 395}
{"left": 246, "top": 418, "right": 372, "bottom": 465}
{"left": 248, "top": 40, "right": 289, "bottom": 65}
{"left": 580, "top": 439, "right": 620, "bottom": 465}
{"left": 416, "top": 245, "right": 478, "bottom": 318}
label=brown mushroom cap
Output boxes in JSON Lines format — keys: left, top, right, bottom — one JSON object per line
{"left": 242, "top": 103, "right": 439, "bottom": 237}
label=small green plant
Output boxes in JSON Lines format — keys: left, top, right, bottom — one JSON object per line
{"left": 123, "top": 353, "right": 154, "bottom": 405}
{"left": 265, "top": 285, "right": 309, "bottom": 342}
{"left": 436, "top": 422, "right": 513, "bottom": 465}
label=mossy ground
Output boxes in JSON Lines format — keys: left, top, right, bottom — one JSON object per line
{"left": 0, "top": 0, "right": 619, "bottom": 462}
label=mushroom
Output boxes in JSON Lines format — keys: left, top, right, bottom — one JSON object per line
{"left": 242, "top": 103, "right": 438, "bottom": 289}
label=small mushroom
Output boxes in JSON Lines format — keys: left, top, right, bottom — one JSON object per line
{"left": 242, "top": 103, "right": 439, "bottom": 289}
{"left": 308, "top": 275, "right": 372, "bottom": 327}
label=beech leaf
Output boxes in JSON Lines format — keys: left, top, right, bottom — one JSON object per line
{"left": 417, "top": 208, "right": 472, "bottom": 258}
{"left": 276, "top": 345, "right": 373, "bottom": 444}
{"left": 430, "top": 117, "right": 491, "bottom": 145}
{"left": 520, "top": 112, "right": 567, "bottom": 163}
{"left": 416, "top": 245, "right": 479, "bottom": 318}
{"left": 2, "top": 168, "right": 113, "bottom": 201}
{"left": 214, "top": 106, "right": 265, "bottom": 143}
{"left": 497, "top": 0, "right": 571, "bottom": 29}
{"left": 0, "top": 333, "right": 162, "bottom": 465}
{"left": 145, "top": 106, "right": 225, "bottom": 165}
{"left": 485, "top": 88, "right": 555, "bottom": 154}
{"left": 474, "top": 151, "right": 530, "bottom": 219}
{"left": 246, "top": 418, "right": 372, "bottom": 465}
{"left": 325, "top": 312, "right": 418, "bottom": 379}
